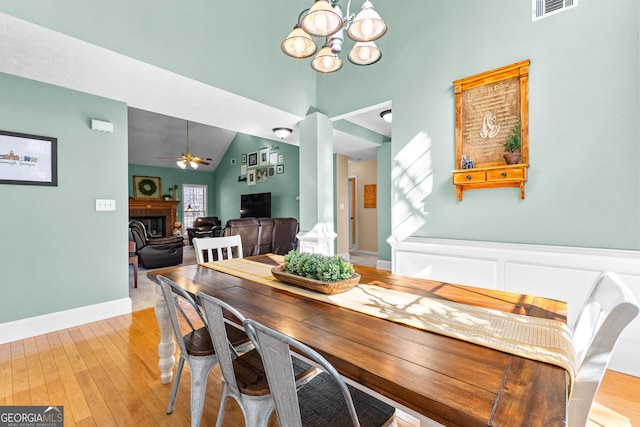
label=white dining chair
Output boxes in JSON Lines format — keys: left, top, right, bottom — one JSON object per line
{"left": 193, "top": 235, "right": 243, "bottom": 264}
{"left": 196, "top": 292, "right": 317, "bottom": 427}
{"left": 244, "top": 318, "right": 397, "bottom": 427}
{"left": 568, "top": 271, "right": 639, "bottom": 427}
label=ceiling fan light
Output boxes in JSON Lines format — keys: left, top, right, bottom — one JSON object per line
{"left": 177, "top": 159, "right": 187, "bottom": 169}
{"left": 273, "top": 127, "right": 293, "bottom": 139}
{"left": 301, "top": 0, "right": 343, "bottom": 37}
{"left": 347, "top": 1, "right": 387, "bottom": 42}
{"left": 348, "top": 41, "right": 381, "bottom": 65}
{"left": 282, "top": 24, "right": 317, "bottom": 58}
{"left": 190, "top": 161, "right": 199, "bottom": 169}
{"left": 311, "top": 45, "right": 343, "bottom": 73}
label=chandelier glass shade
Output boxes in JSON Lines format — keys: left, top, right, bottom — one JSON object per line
{"left": 346, "top": 1, "right": 387, "bottom": 41}
{"left": 301, "top": 0, "right": 343, "bottom": 36}
{"left": 282, "top": 0, "right": 387, "bottom": 73}
{"left": 281, "top": 24, "right": 317, "bottom": 58}
{"left": 348, "top": 41, "right": 381, "bottom": 65}
{"left": 311, "top": 44, "right": 343, "bottom": 73}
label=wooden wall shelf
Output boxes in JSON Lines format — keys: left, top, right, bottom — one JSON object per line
{"left": 452, "top": 60, "right": 530, "bottom": 200}
{"left": 451, "top": 163, "right": 528, "bottom": 201}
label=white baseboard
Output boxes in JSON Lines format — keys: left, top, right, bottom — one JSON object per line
{"left": 388, "top": 236, "right": 640, "bottom": 377}
{"left": 377, "top": 260, "right": 391, "bottom": 271}
{"left": 0, "top": 298, "right": 132, "bottom": 345}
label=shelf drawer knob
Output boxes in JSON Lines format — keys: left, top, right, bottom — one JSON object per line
{"left": 466, "top": 175, "right": 472, "bottom": 180}
{"left": 501, "top": 172, "right": 507, "bottom": 177}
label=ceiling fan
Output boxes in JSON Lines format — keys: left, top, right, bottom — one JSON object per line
{"left": 160, "top": 121, "right": 211, "bottom": 169}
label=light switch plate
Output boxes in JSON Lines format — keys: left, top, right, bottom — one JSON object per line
{"left": 95, "top": 199, "right": 116, "bottom": 211}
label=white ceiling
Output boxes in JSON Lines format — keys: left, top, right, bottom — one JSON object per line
{"left": 0, "top": 13, "right": 391, "bottom": 170}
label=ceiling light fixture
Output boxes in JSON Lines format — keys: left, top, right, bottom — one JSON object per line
{"left": 380, "top": 109, "right": 392, "bottom": 123}
{"left": 282, "top": 0, "right": 387, "bottom": 73}
{"left": 273, "top": 127, "right": 293, "bottom": 139}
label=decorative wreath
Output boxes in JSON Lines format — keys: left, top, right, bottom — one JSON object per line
{"left": 137, "top": 178, "right": 157, "bottom": 197}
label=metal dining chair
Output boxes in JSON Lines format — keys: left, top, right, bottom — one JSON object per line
{"left": 193, "top": 235, "right": 243, "bottom": 264}
{"left": 568, "top": 271, "right": 639, "bottom": 427}
{"left": 244, "top": 318, "right": 397, "bottom": 427}
{"left": 157, "top": 275, "right": 250, "bottom": 426}
{"left": 196, "top": 292, "right": 317, "bottom": 427}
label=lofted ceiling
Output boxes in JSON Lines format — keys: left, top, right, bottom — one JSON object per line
{"left": 128, "top": 102, "right": 391, "bottom": 172}
{"left": 0, "top": 13, "right": 391, "bottom": 172}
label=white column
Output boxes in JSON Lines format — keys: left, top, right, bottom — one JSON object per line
{"left": 297, "top": 112, "right": 337, "bottom": 255}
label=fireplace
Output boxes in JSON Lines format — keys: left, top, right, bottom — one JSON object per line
{"left": 129, "top": 199, "right": 179, "bottom": 237}
{"left": 131, "top": 216, "right": 165, "bottom": 237}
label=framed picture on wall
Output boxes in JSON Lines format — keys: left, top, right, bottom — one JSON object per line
{"left": 0, "top": 130, "right": 58, "bottom": 186}
{"left": 248, "top": 151, "right": 258, "bottom": 167}
{"left": 242, "top": 153, "right": 247, "bottom": 164}
{"left": 133, "top": 175, "right": 162, "bottom": 199}
{"left": 276, "top": 164, "right": 284, "bottom": 174}
{"left": 259, "top": 148, "right": 269, "bottom": 166}
{"left": 247, "top": 169, "right": 256, "bottom": 186}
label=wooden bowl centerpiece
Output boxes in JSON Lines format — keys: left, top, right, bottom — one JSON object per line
{"left": 271, "top": 251, "right": 360, "bottom": 295}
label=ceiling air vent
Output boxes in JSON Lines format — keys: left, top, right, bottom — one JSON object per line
{"left": 532, "top": 0, "right": 577, "bottom": 21}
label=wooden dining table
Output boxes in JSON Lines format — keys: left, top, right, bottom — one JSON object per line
{"left": 148, "top": 255, "right": 568, "bottom": 427}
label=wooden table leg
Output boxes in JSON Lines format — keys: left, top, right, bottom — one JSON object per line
{"left": 154, "top": 285, "right": 176, "bottom": 384}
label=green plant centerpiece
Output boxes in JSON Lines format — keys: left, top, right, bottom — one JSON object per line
{"left": 283, "top": 251, "right": 355, "bottom": 282}
{"left": 503, "top": 119, "right": 522, "bottom": 165}
{"left": 272, "top": 251, "right": 361, "bottom": 294}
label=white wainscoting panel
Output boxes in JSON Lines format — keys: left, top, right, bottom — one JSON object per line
{"left": 388, "top": 236, "right": 640, "bottom": 377}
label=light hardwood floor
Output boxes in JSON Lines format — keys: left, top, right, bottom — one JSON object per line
{"left": 1, "top": 307, "right": 638, "bottom": 426}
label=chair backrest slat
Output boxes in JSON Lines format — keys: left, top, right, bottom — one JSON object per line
{"left": 197, "top": 293, "right": 246, "bottom": 397}
{"left": 244, "top": 318, "right": 361, "bottom": 427}
{"left": 193, "top": 235, "right": 243, "bottom": 264}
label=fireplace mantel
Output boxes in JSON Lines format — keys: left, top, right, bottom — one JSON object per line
{"left": 129, "top": 199, "right": 179, "bottom": 237}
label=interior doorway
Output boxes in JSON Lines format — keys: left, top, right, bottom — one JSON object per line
{"left": 348, "top": 176, "right": 357, "bottom": 249}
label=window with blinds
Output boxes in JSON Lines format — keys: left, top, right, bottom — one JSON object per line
{"left": 532, "top": 0, "right": 577, "bottom": 21}
{"left": 182, "top": 184, "right": 208, "bottom": 230}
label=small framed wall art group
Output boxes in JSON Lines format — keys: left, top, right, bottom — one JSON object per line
{"left": 239, "top": 146, "right": 284, "bottom": 186}
{"left": 451, "top": 59, "right": 530, "bottom": 200}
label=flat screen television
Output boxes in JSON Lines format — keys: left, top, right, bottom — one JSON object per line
{"left": 240, "top": 192, "right": 271, "bottom": 218}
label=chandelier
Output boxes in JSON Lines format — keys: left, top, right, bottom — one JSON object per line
{"left": 281, "top": 0, "right": 387, "bottom": 73}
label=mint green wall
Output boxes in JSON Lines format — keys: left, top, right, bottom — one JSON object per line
{"left": 0, "top": 72, "right": 129, "bottom": 323}
{"left": 0, "top": 1, "right": 316, "bottom": 117}
{"left": 316, "top": 1, "right": 640, "bottom": 251}
{"left": 128, "top": 163, "right": 215, "bottom": 224}
{"left": 213, "top": 134, "right": 300, "bottom": 223}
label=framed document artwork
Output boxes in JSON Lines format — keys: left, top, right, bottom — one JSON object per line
{"left": 0, "top": 130, "right": 58, "bottom": 186}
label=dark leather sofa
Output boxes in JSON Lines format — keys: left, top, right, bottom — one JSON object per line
{"left": 129, "top": 220, "right": 184, "bottom": 269}
{"left": 222, "top": 217, "right": 299, "bottom": 256}
{"left": 187, "top": 216, "right": 222, "bottom": 245}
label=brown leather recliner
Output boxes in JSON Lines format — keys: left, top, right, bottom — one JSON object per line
{"left": 257, "top": 218, "right": 274, "bottom": 255}
{"left": 223, "top": 218, "right": 261, "bottom": 256}
{"left": 271, "top": 218, "right": 299, "bottom": 255}
{"left": 187, "top": 216, "right": 222, "bottom": 245}
{"left": 223, "top": 217, "right": 298, "bottom": 256}
{"left": 129, "top": 220, "right": 184, "bottom": 269}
